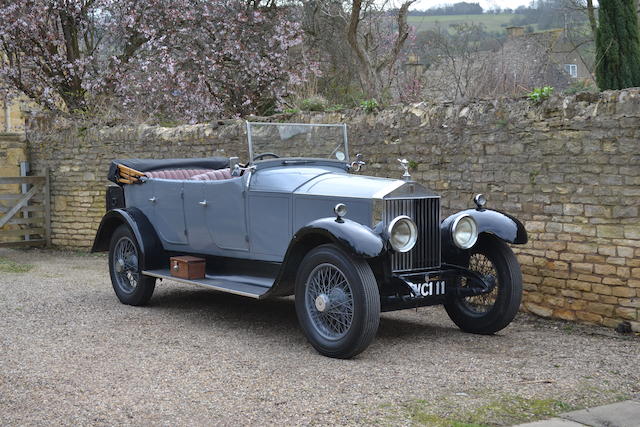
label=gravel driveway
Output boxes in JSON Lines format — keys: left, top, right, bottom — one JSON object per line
{"left": 1, "top": 248, "right": 638, "bottom": 426}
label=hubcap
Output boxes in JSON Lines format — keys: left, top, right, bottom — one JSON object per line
{"left": 315, "top": 294, "right": 330, "bottom": 312}
{"left": 305, "top": 263, "right": 354, "bottom": 341}
{"left": 115, "top": 258, "right": 125, "bottom": 273}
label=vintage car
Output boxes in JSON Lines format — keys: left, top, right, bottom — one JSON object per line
{"left": 92, "top": 122, "right": 527, "bottom": 359}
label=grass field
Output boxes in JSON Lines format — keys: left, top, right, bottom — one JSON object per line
{"left": 407, "top": 13, "right": 526, "bottom": 34}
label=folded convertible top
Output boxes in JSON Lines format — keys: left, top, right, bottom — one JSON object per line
{"left": 107, "top": 157, "right": 230, "bottom": 185}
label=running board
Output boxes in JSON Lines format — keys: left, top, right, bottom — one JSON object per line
{"left": 142, "top": 269, "right": 273, "bottom": 299}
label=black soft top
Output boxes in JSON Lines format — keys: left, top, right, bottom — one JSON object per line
{"left": 107, "top": 157, "right": 229, "bottom": 184}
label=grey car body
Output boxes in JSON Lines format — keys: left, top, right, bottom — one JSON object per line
{"left": 93, "top": 122, "right": 528, "bottom": 358}
{"left": 125, "top": 160, "right": 418, "bottom": 262}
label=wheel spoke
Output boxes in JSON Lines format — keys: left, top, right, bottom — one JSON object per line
{"left": 305, "top": 263, "right": 354, "bottom": 340}
{"left": 113, "top": 236, "right": 139, "bottom": 294}
{"left": 462, "top": 253, "right": 499, "bottom": 313}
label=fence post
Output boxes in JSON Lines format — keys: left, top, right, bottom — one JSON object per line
{"left": 44, "top": 168, "right": 51, "bottom": 247}
{"left": 20, "top": 161, "right": 30, "bottom": 241}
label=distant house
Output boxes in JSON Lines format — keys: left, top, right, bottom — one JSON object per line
{"left": 505, "top": 26, "right": 526, "bottom": 38}
{"left": 504, "top": 26, "right": 593, "bottom": 82}
{"left": 416, "top": 25, "right": 593, "bottom": 101}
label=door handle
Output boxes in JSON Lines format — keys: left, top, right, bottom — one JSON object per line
{"left": 199, "top": 200, "right": 208, "bottom": 207}
{"left": 149, "top": 197, "right": 157, "bottom": 203}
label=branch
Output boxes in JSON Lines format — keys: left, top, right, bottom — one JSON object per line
{"left": 585, "top": 0, "right": 597, "bottom": 37}
{"left": 346, "top": 0, "right": 369, "bottom": 70}
{"left": 375, "top": 0, "right": 416, "bottom": 74}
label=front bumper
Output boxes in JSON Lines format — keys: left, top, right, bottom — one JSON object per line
{"left": 380, "top": 263, "right": 496, "bottom": 312}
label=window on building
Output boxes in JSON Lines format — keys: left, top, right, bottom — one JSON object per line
{"left": 564, "top": 64, "right": 578, "bottom": 78}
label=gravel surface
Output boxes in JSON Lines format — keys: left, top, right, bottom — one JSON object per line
{"left": 1, "top": 248, "right": 639, "bottom": 426}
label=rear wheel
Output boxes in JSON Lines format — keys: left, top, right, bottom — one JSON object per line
{"left": 295, "top": 244, "right": 380, "bottom": 359}
{"left": 108, "top": 224, "right": 156, "bottom": 306}
{"left": 444, "top": 235, "right": 522, "bottom": 334}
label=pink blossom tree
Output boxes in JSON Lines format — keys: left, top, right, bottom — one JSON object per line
{"left": 0, "top": 0, "right": 311, "bottom": 120}
{"left": 115, "top": 3, "right": 311, "bottom": 121}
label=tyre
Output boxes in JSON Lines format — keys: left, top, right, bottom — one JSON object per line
{"left": 295, "top": 244, "right": 380, "bottom": 359}
{"left": 108, "top": 224, "right": 156, "bottom": 306}
{"left": 444, "top": 234, "right": 522, "bottom": 334}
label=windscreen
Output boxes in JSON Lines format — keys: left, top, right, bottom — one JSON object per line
{"left": 246, "top": 122, "right": 349, "bottom": 162}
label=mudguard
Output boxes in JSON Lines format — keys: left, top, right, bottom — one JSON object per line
{"left": 441, "top": 208, "right": 528, "bottom": 250}
{"left": 266, "top": 217, "right": 385, "bottom": 297}
{"left": 292, "top": 217, "right": 384, "bottom": 258}
{"left": 91, "top": 208, "right": 167, "bottom": 270}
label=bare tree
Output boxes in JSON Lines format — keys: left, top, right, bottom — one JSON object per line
{"left": 346, "top": 0, "right": 416, "bottom": 99}
{"left": 302, "top": 0, "right": 416, "bottom": 102}
{"left": 301, "top": 1, "right": 359, "bottom": 103}
{"left": 585, "top": 0, "right": 597, "bottom": 36}
{"left": 418, "top": 24, "right": 572, "bottom": 101}
{"left": 419, "top": 24, "right": 486, "bottom": 100}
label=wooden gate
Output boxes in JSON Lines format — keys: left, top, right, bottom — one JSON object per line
{"left": 0, "top": 169, "right": 51, "bottom": 247}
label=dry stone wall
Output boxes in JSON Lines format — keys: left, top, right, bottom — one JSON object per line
{"left": 25, "top": 90, "right": 640, "bottom": 331}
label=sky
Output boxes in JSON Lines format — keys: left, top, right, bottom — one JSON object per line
{"left": 411, "top": 0, "right": 533, "bottom": 11}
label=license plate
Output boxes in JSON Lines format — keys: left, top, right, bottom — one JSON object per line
{"left": 407, "top": 277, "right": 446, "bottom": 297}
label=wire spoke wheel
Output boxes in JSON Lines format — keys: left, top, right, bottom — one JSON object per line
{"left": 444, "top": 235, "right": 522, "bottom": 335}
{"left": 305, "top": 263, "right": 354, "bottom": 341}
{"left": 112, "top": 236, "right": 140, "bottom": 294}
{"left": 295, "top": 244, "right": 380, "bottom": 358}
{"left": 462, "top": 253, "right": 499, "bottom": 313}
{"left": 108, "top": 224, "right": 156, "bottom": 306}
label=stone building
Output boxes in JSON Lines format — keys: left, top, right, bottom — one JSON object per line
{"left": 1, "top": 92, "right": 29, "bottom": 132}
{"left": 504, "top": 26, "right": 593, "bottom": 83}
{"left": 418, "top": 26, "right": 594, "bottom": 101}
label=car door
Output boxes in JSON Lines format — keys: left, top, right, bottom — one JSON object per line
{"left": 203, "top": 178, "right": 249, "bottom": 252}
{"left": 182, "top": 180, "right": 210, "bottom": 252}
{"left": 152, "top": 180, "right": 188, "bottom": 246}
{"left": 184, "top": 176, "right": 249, "bottom": 254}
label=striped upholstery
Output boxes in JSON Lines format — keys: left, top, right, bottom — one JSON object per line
{"left": 143, "top": 168, "right": 233, "bottom": 181}
{"left": 144, "top": 169, "right": 213, "bottom": 180}
{"left": 191, "top": 169, "right": 233, "bottom": 181}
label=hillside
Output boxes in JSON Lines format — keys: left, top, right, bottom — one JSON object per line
{"left": 407, "top": 13, "right": 528, "bottom": 34}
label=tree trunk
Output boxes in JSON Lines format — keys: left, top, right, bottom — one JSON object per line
{"left": 586, "top": 0, "right": 597, "bottom": 37}
{"left": 345, "top": 0, "right": 415, "bottom": 100}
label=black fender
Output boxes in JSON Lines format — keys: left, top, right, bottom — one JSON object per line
{"left": 265, "top": 217, "right": 384, "bottom": 297}
{"left": 91, "top": 208, "right": 167, "bottom": 270}
{"left": 441, "top": 208, "right": 528, "bottom": 253}
{"left": 292, "top": 217, "right": 385, "bottom": 258}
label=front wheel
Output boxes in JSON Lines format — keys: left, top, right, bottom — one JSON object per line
{"left": 444, "top": 235, "right": 522, "bottom": 334}
{"left": 295, "top": 244, "right": 380, "bottom": 359}
{"left": 108, "top": 224, "right": 156, "bottom": 306}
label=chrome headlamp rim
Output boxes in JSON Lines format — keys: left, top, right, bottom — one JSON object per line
{"left": 387, "top": 215, "right": 418, "bottom": 253}
{"left": 451, "top": 214, "right": 478, "bottom": 249}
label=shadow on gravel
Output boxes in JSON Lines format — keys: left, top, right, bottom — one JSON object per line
{"left": 145, "top": 286, "right": 459, "bottom": 343}
{"left": 377, "top": 316, "right": 457, "bottom": 340}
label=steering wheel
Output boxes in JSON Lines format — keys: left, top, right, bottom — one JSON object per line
{"left": 253, "top": 152, "right": 280, "bottom": 161}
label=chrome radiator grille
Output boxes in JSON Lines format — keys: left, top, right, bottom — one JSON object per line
{"left": 383, "top": 197, "right": 441, "bottom": 272}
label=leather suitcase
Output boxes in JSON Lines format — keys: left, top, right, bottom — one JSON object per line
{"left": 170, "top": 256, "right": 205, "bottom": 279}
